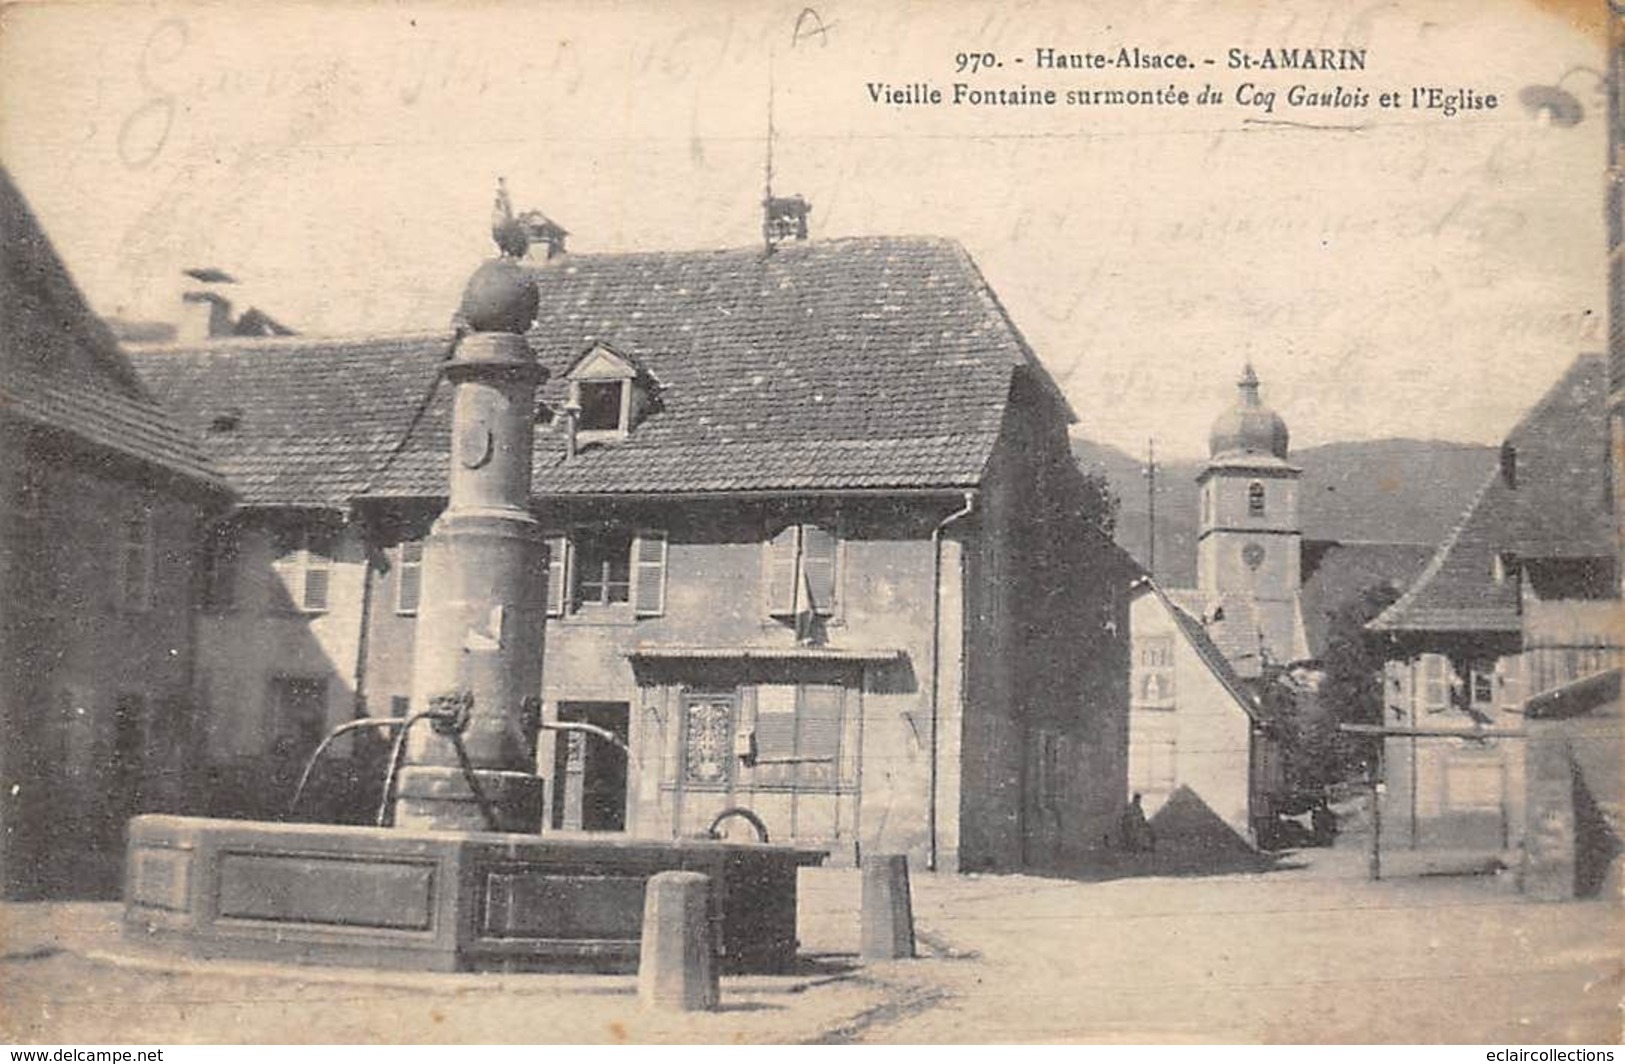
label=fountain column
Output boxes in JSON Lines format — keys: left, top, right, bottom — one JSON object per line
{"left": 393, "top": 244, "right": 549, "bottom": 833}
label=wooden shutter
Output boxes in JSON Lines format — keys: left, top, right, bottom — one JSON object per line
{"left": 632, "top": 530, "right": 668, "bottom": 617}
{"left": 765, "top": 524, "right": 800, "bottom": 617}
{"left": 802, "top": 524, "right": 838, "bottom": 615}
{"left": 1389, "top": 661, "right": 1412, "bottom": 721}
{"left": 302, "top": 527, "right": 333, "bottom": 612}
{"left": 545, "top": 535, "right": 569, "bottom": 617}
{"left": 302, "top": 567, "right": 330, "bottom": 612}
{"left": 397, "top": 540, "right": 423, "bottom": 615}
{"left": 797, "top": 685, "right": 842, "bottom": 789}
{"left": 1422, "top": 654, "right": 1447, "bottom": 711}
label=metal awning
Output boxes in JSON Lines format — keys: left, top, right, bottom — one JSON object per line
{"left": 627, "top": 645, "right": 902, "bottom": 663}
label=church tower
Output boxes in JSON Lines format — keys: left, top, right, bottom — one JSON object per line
{"left": 1195, "top": 364, "right": 1307, "bottom": 676}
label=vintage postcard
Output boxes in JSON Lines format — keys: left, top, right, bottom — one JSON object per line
{"left": 0, "top": 0, "right": 1618, "bottom": 1046}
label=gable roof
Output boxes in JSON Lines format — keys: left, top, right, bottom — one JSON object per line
{"left": 129, "top": 332, "right": 452, "bottom": 509}
{"left": 1369, "top": 355, "right": 1610, "bottom": 636}
{"left": 0, "top": 167, "right": 227, "bottom": 494}
{"left": 1137, "top": 580, "right": 1263, "bottom": 723}
{"left": 365, "top": 237, "right": 1067, "bottom": 498}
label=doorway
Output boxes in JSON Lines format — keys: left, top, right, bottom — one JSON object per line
{"left": 551, "top": 701, "right": 630, "bottom": 832}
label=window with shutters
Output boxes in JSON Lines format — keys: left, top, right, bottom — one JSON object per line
{"left": 764, "top": 522, "right": 840, "bottom": 621}
{"left": 116, "top": 503, "right": 155, "bottom": 613}
{"left": 546, "top": 528, "right": 667, "bottom": 618}
{"left": 271, "top": 522, "right": 335, "bottom": 614}
{"left": 199, "top": 521, "right": 240, "bottom": 612}
{"left": 744, "top": 684, "right": 847, "bottom": 792}
{"left": 396, "top": 540, "right": 424, "bottom": 615}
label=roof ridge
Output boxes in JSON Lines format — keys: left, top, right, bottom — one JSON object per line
{"left": 530, "top": 234, "right": 963, "bottom": 267}
{"left": 126, "top": 329, "right": 454, "bottom": 354}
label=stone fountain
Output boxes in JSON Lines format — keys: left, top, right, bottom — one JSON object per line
{"left": 123, "top": 213, "right": 826, "bottom": 973}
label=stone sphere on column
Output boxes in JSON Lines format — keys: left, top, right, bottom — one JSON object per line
{"left": 457, "top": 257, "right": 539, "bottom": 335}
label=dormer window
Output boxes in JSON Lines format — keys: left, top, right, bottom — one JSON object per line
{"left": 565, "top": 342, "right": 653, "bottom": 443}
{"left": 577, "top": 381, "right": 626, "bottom": 433}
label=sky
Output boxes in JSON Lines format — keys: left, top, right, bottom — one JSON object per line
{"left": 0, "top": 0, "right": 1608, "bottom": 459}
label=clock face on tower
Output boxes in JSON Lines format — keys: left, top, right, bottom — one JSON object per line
{"left": 1242, "top": 542, "right": 1266, "bottom": 571}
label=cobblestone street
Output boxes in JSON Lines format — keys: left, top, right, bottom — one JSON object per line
{"left": 2, "top": 841, "right": 1618, "bottom": 1044}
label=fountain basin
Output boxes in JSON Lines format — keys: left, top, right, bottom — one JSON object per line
{"left": 123, "top": 815, "right": 826, "bottom": 973}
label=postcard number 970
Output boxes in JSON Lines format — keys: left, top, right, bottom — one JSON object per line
{"left": 955, "top": 51, "right": 1000, "bottom": 73}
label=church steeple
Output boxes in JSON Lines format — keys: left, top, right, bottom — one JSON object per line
{"left": 1209, "top": 361, "right": 1290, "bottom": 460}
{"left": 1195, "top": 364, "right": 1307, "bottom": 674}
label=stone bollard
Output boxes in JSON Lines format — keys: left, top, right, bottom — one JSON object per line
{"left": 638, "top": 871, "right": 719, "bottom": 1011}
{"left": 860, "top": 853, "right": 916, "bottom": 961}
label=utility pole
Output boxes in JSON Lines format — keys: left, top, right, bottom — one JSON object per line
{"left": 1144, "top": 437, "right": 1158, "bottom": 578}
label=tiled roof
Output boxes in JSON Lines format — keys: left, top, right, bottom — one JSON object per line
{"left": 1506, "top": 355, "right": 1613, "bottom": 558}
{"left": 1369, "top": 354, "right": 1611, "bottom": 635}
{"left": 129, "top": 333, "right": 451, "bottom": 508}
{"left": 0, "top": 168, "right": 227, "bottom": 493}
{"left": 365, "top": 237, "right": 1056, "bottom": 498}
{"left": 1299, "top": 540, "right": 1435, "bottom": 656}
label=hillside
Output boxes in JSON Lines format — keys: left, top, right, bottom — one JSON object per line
{"left": 1073, "top": 437, "right": 1497, "bottom": 587}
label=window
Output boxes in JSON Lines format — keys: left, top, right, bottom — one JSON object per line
{"left": 765, "top": 522, "right": 839, "bottom": 620}
{"left": 390, "top": 695, "right": 410, "bottom": 718}
{"left": 1134, "top": 635, "right": 1175, "bottom": 708}
{"left": 575, "top": 528, "right": 633, "bottom": 606}
{"left": 199, "top": 522, "right": 239, "bottom": 612}
{"left": 576, "top": 381, "right": 626, "bottom": 432}
{"left": 1470, "top": 667, "right": 1495, "bottom": 708}
{"left": 1248, "top": 481, "right": 1266, "bottom": 516}
{"left": 546, "top": 529, "right": 667, "bottom": 617}
{"left": 116, "top": 504, "right": 155, "bottom": 613}
{"left": 749, "top": 684, "right": 845, "bottom": 791}
{"left": 272, "top": 523, "right": 335, "bottom": 613}
{"left": 396, "top": 540, "right": 424, "bottom": 615}
{"left": 566, "top": 343, "right": 650, "bottom": 440}
{"left": 1140, "top": 673, "right": 1174, "bottom": 704}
